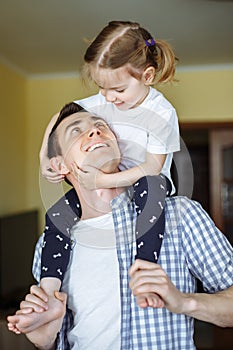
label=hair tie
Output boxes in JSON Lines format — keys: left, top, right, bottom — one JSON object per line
{"left": 145, "top": 38, "right": 156, "bottom": 47}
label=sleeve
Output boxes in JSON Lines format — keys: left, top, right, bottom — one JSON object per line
{"left": 180, "top": 199, "right": 233, "bottom": 292}
{"left": 147, "top": 107, "right": 180, "bottom": 155}
{"left": 74, "top": 92, "right": 106, "bottom": 113}
{"left": 55, "top": 308, "right": 73, "bottom": 350}
{"left": 32, "top": 234, "right": 44, "bottom": 283}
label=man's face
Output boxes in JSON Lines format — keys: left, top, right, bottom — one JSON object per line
{"left": 56, "top": 111, "right": 121, "bottom": 173}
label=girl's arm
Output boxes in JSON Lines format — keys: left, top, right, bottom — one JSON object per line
{"left": 75, "top": 152, "right": 166, "bottom": 190}
{"left": 40, "top": 113, "right": 65, "bottom": 183}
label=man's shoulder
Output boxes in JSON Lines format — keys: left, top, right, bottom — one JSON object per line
{"left": 164, "top": 196, "right": 205, "bottom": 234}
{"left": 166, "top": 194, "right": 204, "bottom": 206}
{"left": 165, "top": 196, "right": 204, "bottom": 218}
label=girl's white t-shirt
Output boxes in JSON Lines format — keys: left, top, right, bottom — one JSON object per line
{"left": 62, "top": 212, "right": 121, "bottom": 350}
{"left": 75, "top": 87, "right": 180, "bottom": 191}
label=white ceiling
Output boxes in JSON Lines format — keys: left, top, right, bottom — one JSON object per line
{"left": 0, "top": 0, "right": 232, "bottom": 76}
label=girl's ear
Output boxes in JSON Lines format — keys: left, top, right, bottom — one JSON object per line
{"left": 50, "top": 156, "right": 70, "bottom": 175}
{"left": 143, "top": 66, "right": 156, "bottom": 85}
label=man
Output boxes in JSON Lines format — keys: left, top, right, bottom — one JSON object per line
{"left": 8, "top": 105, "right": 233, "bottom": 350}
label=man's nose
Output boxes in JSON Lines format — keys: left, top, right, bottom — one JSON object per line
{"left": 88, "top": 128, "right": 101, "bottom": 138}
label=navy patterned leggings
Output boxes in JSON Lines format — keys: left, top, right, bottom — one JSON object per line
{"left": 133, "top": 175, "right": 171, "bottom": 263}
{"left": 41, "top": 175, "right": 171, "bottom": 282}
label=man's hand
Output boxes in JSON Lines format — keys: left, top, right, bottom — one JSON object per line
{"left": 7, "top": 285, "right": 67, "bottom": 350}
{"left": 129, "top": 259, "right": 186, "bottom": 314}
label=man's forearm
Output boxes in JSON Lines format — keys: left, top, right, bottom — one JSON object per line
{"left": 181, "top": 285, "right": 233, "bottom": 327}
{"left": 129, "top": 260, "right": 233, "bottom": 328}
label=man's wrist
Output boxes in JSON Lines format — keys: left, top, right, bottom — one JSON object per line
{"left": 33, "top": 334, "right": 57, "bottom": 350}
{"left": 35, "top": 341, "right": 56, "bottom": 350}
{"left": 181, "top": 293, "right": 205, "bottom": 319}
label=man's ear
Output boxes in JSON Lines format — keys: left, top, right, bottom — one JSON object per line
{"left": 50, "top": 156, "right": 70, "bottom": 175}
{"left": 143, "top": 66, "right": 156, "bottom": 85}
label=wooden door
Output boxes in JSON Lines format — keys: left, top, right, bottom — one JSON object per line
{"left": 210, "top": 129, "right": 233, "bottom": 245}
{"left": 210, "top": 129, "right": 233, "bottom": 349}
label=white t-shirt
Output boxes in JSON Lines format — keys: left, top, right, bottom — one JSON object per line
{"left": 62, "top": 213, "right": 121, "bottom": 350}
{"left": 75, "top": 87, "right": 180, "bottom": 189}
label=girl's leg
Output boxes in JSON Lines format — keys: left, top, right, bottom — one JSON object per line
{"left": 41, "top": 188, "right": 81, "bottom": 282}
{"left": 41, "top": 231, "right": 72, "bottom": 281}
{"left": 133, "top": 175, "right": 171, "bottom": 262}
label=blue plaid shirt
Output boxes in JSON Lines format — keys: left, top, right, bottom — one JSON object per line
{"left": 33, "top": 193, "right": 233, "bottom": 350}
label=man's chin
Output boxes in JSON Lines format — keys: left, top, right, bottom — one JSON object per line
{"left": 82, "top": 159, "right": 119, "bottom": 174}
{"left": 95, "top": 163, "right": 119, "bottom": 174}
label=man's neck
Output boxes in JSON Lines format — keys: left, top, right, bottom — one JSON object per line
{"left": 74, "top": 185, "right": 124, "bottom": 220}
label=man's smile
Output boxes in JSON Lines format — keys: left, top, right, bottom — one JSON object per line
{"left": 84, "top": 142, "right": 108, "bottom": 152}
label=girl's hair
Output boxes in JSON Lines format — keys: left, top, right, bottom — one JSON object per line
{"left": 83, "top": 20, "right": 178, "bottom": 84}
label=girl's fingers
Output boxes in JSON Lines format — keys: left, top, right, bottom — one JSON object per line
{"left": 46, "top": 175, "right": 64, "bottom": 183}
{"left": 71, "top": 162, "right": 80, "bottom": 173}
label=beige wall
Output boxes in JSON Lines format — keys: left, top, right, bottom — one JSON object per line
{"left": 0, "top": 62, "right": 28, "bottom": 215}
{"left": 160, "top": 68, "right": 233, "bottom": 122}
{"left": 1, "top": 63, "right": 233, "bottom": 231}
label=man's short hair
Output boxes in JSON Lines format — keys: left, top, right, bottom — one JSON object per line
{"left": 47, "top": 102, "right": 86, "bottom": 158}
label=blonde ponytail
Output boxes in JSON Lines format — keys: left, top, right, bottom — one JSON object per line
{"left": 153, "top": 39, "right": 178, "bottom": 84}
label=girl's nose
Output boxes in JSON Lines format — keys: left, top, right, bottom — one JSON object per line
{"left": 104, "top": 90, "right": 116, "bottom": 103}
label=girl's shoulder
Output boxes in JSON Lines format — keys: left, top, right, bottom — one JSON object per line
{"left": 74, "top": 92, "right": 106, "bottom": 109}
{"left": 144, "top": 87, "right": 175, "bottom": 112}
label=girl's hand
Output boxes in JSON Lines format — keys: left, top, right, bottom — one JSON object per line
{"left": 42, "top": 167, "right": 65, "bottom": 183}
{"left": 41, "top": 156, "right": 64, "bottom": 183}
{"left": 71, "top": 163, "right": 106, "bottom": 190}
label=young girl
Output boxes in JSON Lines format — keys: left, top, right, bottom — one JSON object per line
{"left": 42, "top": 20, "right": 180, "bottom": 311}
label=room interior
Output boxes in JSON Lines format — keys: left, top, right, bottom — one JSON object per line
{"left": 0, "top": 1, "right": 232, "bottom": 349}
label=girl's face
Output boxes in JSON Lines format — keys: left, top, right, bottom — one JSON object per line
{"left": 91, "top": 66, "right": 150, "bottom": 110}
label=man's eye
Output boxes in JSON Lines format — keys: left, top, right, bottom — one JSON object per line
{"left": 71, "top": 128, "right": 80, "bottom": 134}
{"left": 95, "top": 121, "right": 106, "bottom": 128}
